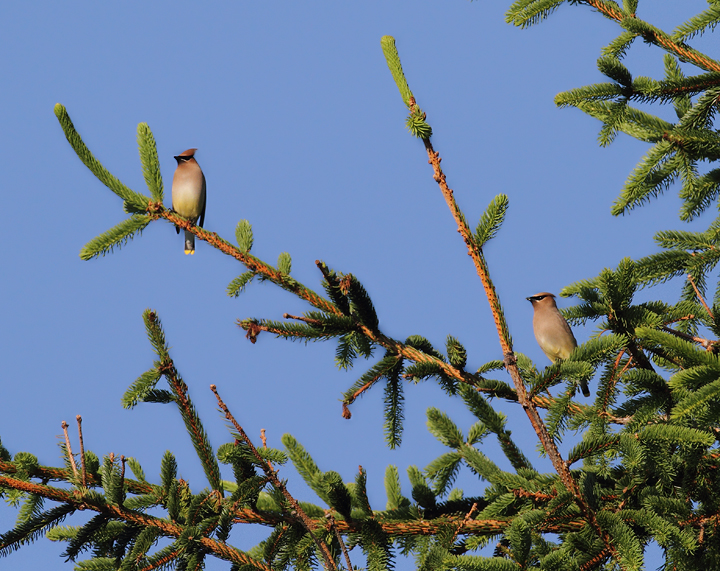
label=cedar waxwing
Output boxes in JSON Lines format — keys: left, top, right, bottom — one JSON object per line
{"left": 527, "top": 292, "right": 589, "bottom": 397}
{"left": 171, "top": 148, "right": 206, "bottom": 255}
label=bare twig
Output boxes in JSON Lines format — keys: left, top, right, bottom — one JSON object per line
{"left": 283, "top": 313, "right": 324, "bottom": 326}
{"left": 451, "top": 502, "right": 478, "bottom": 545}
{"left": 119, "top": 455, "right": 127, "bottom": 504}
{"left": 76, "top": 415, "right": 86, "bottom": 487}
{"left": 60, "top": 421, "right": 78, "bottom": 479}
{"left": 661, "top": 325, "right": 717, "bottom": 351}
{"left": 260, "top": 428, "right": 273, "bottom": 471}
{"left": 688, "top": 274, "right": 714, "bottom": 320}
{"left": 326, "top": 512, "right": 354, "bottom": 571}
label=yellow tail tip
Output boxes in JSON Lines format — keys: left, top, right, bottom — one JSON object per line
{"left": 184, "top": 250, "right": 195, "bottom": 255}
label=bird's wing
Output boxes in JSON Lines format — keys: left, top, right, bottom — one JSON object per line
{"left": 198, "top": 173, "right": 206, "bottom": 228}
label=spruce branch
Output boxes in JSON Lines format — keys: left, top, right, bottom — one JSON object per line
{"left": 660, "top": 324, "right": 716, "bottom": 351}
{"left": 316, "top": 260, "right": 351, "bottom": 316}
{"left": 343, "top": 353, "right": 403, "bottom": 408}
{"left": 210, "top": 385, "right": 339, "bottom": 571}
{"left": 0, "top": 458, "right": 154, "bottom": 497}
{"left": 0, "top": 474, "right": 274, "bottom": 571}
{"left": 240, "top": 307, "right": 534, "bottom": 406}
{"left": 56, "top": 104, "right": 339, "bottom": 317}
{"left": 474, "top": 194, "right": 510, "bottom": 248}
{"left": 54, "top": 104, "right": 149, "bottom": 213}
{"left": 458, "top": 385, "right": 533, "bottom": 471}
{"left": 227, "top": 271, "right": 256, "bottom": 297}
{"left": 0, "top": 503, "right": 75, "bottom": 557}
{"left": 383, "top": 355, "right": 405, "bottom": 449}
{"left": 156, "top": 208, "right": 337, "bottom": 312}
{"left": 142, "top": 310, "right": 222, "bottom": 493}
{"left": 381, "top": 35, "right": 616, "bottom": 558}
{"left": 381, "top": 36, "right": 432, "bottom": 138}
{"left": 79, "top": 215, "right": 151, "bottom": 260}
{"left": 518, "top": 1, "right": 720, "bottom": 74}
{"left": 672, "top": 4, "right": 720, "bottom": 42}
{"left": 598, "top": 349, "right": 632, "bottom": 416}
{"left": 624, "top": 18, "right": 720, "bottom": 74}
{"left": 277, "top": 252, "right": 292, "bottom": 275}
{"left": 557, "top": 73, "right": 720, "bottom": 106}
{"left": 137, "top": 122, "right": 163, "bottom": 202}
{"left": 235, "top": 219, "right": 254, "bottom": 252}
{"left": 505, "top": 0, "right": 569, "bottom": 28}
{"left": 522, "top": 3, "right": 720, "bottom": 231}
{"left": 281, "top": 434, "right": 330, "bottom": 505}
{"left": 8, "top": 460, "right": 710, "bottom": 547}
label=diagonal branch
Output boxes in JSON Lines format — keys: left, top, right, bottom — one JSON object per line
{"left": 581, "top": 0, "right": 720, "bottom": 73}
{"left": 688, "top": 273, "right": 714, "bottom": 320}
{"left": 402, "top": 93, "right": 615, "bottom": 553}
{"left": 147, "top": 202, "right": 339, "bottom": 317}
{"left": 210, "top": 385, "right": 338, "bottom": 571}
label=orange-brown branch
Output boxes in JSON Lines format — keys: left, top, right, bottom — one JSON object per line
{"left": 582, "top": 0, "right": 720, "bottom": 73}
{"left": 210, "top": 385, "right": 338, "bottom": 571}
{"left": 688, "top": 273, "right": 714, "bottom": 320}
{"left": 0, "top": 475, "right": 273, "bottom": 571}
{"left": 152, "top": 205, "right": 339, "bottom": 317}
{"left": 3, "top": 471, "right": 719, "bottom": 544}
{"left": 411, "top": 102, "right": 613, "bottom": 553}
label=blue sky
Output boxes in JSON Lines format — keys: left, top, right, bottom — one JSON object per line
{"left": 0, "top": 1, "right": 714, "bottom": 569}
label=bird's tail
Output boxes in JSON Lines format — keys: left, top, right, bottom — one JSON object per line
{"left": 184, "top": 230, "right": 195, "bottom": 255}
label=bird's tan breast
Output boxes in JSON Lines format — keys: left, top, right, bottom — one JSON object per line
{"left": 172, "top": 166, "right": 206, "bottom": 220}
{"left": 533, "top": 310, "right": 577, "bottom": 361}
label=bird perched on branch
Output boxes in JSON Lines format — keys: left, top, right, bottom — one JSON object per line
{"left": 171, "top": 148, "right": 206, "bottom": 254}
{"left": 527, "top": 292, "right": 589, "bottom": 397}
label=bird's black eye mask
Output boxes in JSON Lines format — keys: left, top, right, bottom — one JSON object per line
{"left": 174, "top": 156, "right": 192, "bottom": 162}
{"left": 527, "top": 295, "right": 546, "bottom": 302}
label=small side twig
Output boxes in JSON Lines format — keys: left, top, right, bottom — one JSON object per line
{"left": 661, "top": 325, "right": 716, "bottom": 351}
{"left": 120, "top": 455, "right": 126, "bottom": 495}
{"left": 600, "top": 351, "right": 630, "bottom": 413}
{"left": 326, "top": 512, "right": 353, "bottom": 571}
{"left": 260, "top": 428, "right": 273, "bottom": 471}
{"left": 76, "top": 415, "right": 86, "bottom": 487}
{"left": 450, "top": 502, "right": 478, "bottom": 545}
{"left": 688, "top": 274, "right": 714, "bottom": 320}
{"left": 61, "top": 421, "right": 78, "bottom": 480}
{"left": 284, "top": 313, "right": 324, "bottom": 326}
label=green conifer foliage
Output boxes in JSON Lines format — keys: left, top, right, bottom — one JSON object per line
{"left": 5, "top": 3, "right": 720, "bottom": 570}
